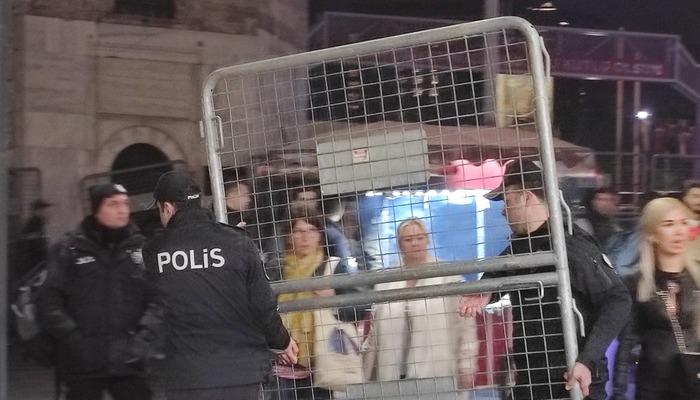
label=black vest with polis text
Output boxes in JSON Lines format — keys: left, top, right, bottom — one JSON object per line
{"left": 143, "top": 207, "right": 289, "bottom": 389}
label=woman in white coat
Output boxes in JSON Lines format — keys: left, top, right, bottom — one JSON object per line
{"left": 366, "top": 218, "right": 478, "bottom": 389}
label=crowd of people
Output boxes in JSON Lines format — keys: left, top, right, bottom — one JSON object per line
{"left": 7, "top": 162, "right": 700, "bottom": 400}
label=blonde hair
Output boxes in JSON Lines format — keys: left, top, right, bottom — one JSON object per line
{"left": 396, "top": 218, "right": 429, "bottom": 258}
{"left": 397, "top": 217, "right": 429, "bottom": 240}
{"left": 636, "top": 197, "right": 700, "bottom": 302}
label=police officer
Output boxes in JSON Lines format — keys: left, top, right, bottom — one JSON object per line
{"left": 38, "top": 184, "right": 154, "bottom": 400}
{"left": 459, "top": 159, "right": 632, "bottom": 400}
{"left": 144, "top": 171, "right": 298, "bottom": 400}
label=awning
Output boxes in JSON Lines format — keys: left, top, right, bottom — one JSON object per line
{"left": 420, "top": 123, "right": 587, "bottom": 152}
{"left": 292, "top": 120, "right": 590, "bottom": 163}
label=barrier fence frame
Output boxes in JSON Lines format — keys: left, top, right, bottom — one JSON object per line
{"left": 201, "top": 16, "right": 581, "bottom": 400}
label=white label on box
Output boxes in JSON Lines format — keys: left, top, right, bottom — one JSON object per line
{"left": 352, "top": 148, "right": 370, "bottom": 163}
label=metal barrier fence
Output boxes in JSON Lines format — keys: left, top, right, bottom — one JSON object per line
{"left": 592, "top": 152, "right": 645, "bottom": 194}
{"left": 202, "top": 16, "right": 580, "bottom": 399}
{"left": 593, "top": 151, "right": 699, "bottom": 201}
{"left": 650, "top": 153, "right": 700, "bottom": 193}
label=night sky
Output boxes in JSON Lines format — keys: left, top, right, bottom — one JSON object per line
{"left": 311, "top": 1, "right": 700, "bottom": 59}
{"left": 518, "top": 0, "right": 700, "bottom": 58}
{"left": 310, "top": 0, "right": 700, "bottom": 150}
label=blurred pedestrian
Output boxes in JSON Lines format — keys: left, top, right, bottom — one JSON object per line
{"left": 578, "top": 187, "right": 623, "bottom": 246}
{"left": 225, "top": 180, "right": 253, "bottom": 229}
{"left": 37, "top": 184, "right": 156, "bottom": 400}
{"left": 322, "top": 197, "right": 355, "bottom": 272}
{"left": 15, "top": 199, "right": 53, "bottom": 282}
{"left": 145, "top": 171, "right": 297, "bottom": 400}
{"left": 225, "top": 179, "right": 279, "bottom": 259}
{"left": 458, "top": 159, "right": 632, "bottom": 400}
{"left": 681, "top": 180, "right": 700, "bottom": 239}
{"left": 291, "top": 189, "right": 320, "bottom": 217}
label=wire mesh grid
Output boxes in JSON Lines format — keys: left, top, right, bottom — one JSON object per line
{"left": 262, "top": 285, "right": 568, "bottom": 400}
{"left": 202, "top": 17, "right": 576, "bottom": 400}
{"left": 207, "top": 24, "right": 553, "bottom": 271}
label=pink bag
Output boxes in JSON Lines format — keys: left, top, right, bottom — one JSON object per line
{"left": 474, "top": 305, "right": 514, "bottom": 387}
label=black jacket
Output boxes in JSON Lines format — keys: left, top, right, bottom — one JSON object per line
{"left": 613, "top": 270, "right": 699, "bottom": 400}
{"left": 143, "top": 207, "right": 290, "bottom": 390}
{"left": 587, "top": 211, "right": 622, "bottom": 247}
{"left": 37, "top": 217, "right": 153, "bottom": 378}
{"left": 485, "top": 223, "right": 632, "bottom": 399}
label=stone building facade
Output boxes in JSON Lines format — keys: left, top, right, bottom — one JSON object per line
{"left": 9, "top": 0, "right": 308, "bottom": 240}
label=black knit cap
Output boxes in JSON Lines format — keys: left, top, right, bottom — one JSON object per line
{"left": 484, "top": 159, "right": 543, "bottom": 201}
{"left": 152, "top": 171, "right": 201, "bottom": 205}
{"left": 89, "top": 183, "right": 128, "bottom": 214}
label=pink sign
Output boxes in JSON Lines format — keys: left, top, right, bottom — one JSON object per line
{"left": 444, "top": 159, "right": 505, "bottom": 190}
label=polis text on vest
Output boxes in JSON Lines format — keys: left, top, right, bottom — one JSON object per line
{"left": 157, "top": 248, "right": 225, "bottom": 273}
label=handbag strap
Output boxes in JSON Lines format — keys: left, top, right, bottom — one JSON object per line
{"left": 399, "top": 301, "right": 412, "bottom": 378}
{"left": 658, "top": 282, "right": 688, "bottom": 353}
{"left": 323, "top": 257, "right": 341, "bottom": 277}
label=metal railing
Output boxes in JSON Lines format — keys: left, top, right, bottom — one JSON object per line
{"left": 590, "top": 151, "right": 700, "bottom": 196}
{"left": 650, "top": 153, "right": 700, "bottom": 193}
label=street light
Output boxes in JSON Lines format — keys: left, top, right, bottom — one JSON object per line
{"left": 632, "top": 110, "right": 653, "bottom": 196}
{"left": 528, "top": 2, "right": 558, "bottom": 12}
{"left": 635, "top": 110, "right": 651, "bottom": 120}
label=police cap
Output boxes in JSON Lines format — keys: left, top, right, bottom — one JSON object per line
{"left": 153, "top": 171, "right": 201, "bottom": 205}
{"left": 484, "top": 159, "right": 543, "bottom": 201}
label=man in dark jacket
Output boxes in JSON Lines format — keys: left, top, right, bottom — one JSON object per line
{"left": 38, "top": 183, "right": 155, "bottom": 400}
{"left": 144, "top": 171, "right": 298, "bottom": 400}
{"left": 459, "top": 160, "right": 632, "bottom": 400}
{"left": 579, "top": 187, "right": 623, "bottom": 247}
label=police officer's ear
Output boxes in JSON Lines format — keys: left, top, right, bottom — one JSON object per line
{"left": 519, "top": 189, "right": 535, "bottom": 204}
{"left": 524, "top": 189, "right": 545, "bottom": 204}
{"left": 157, "top": 201, "right": 178, "bottom": 227}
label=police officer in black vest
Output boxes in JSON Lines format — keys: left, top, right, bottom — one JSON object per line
{"left": 144, "top": 171, "right": 298, "bottom": 400}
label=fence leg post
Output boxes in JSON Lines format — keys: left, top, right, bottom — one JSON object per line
{"left": 693, "top": 102, "right": 700, "bottom": 180}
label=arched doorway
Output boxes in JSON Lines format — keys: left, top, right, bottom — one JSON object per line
{"left": 111, "top": 143, "right": 172, "bottom": 195}
{"left": 110, "top": 143, "right": 173, "bottom": 237}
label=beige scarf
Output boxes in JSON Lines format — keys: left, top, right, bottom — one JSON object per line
{"left": 279, "top": 250, "right": 324, "bottom": 368}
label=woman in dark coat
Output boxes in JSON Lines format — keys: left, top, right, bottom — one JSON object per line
{"left": 613, "top": 197, "right": 700, "bottom": 400}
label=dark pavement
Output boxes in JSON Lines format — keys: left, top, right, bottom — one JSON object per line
{"left": 8, "top": 343, "right": 166, "bottom": 400}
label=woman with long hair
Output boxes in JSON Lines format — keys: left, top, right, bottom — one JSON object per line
{"left": 613, "top": 197, "right": 700, "bottom": 400}
{"left": 365, "top": 218, "right": 478, "bottom": 388}
{"left": 270, "top": 209, "right": 366, "bottom": 399}
{"left": 269, "top": 212, "right": 332, "bottom": 400}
